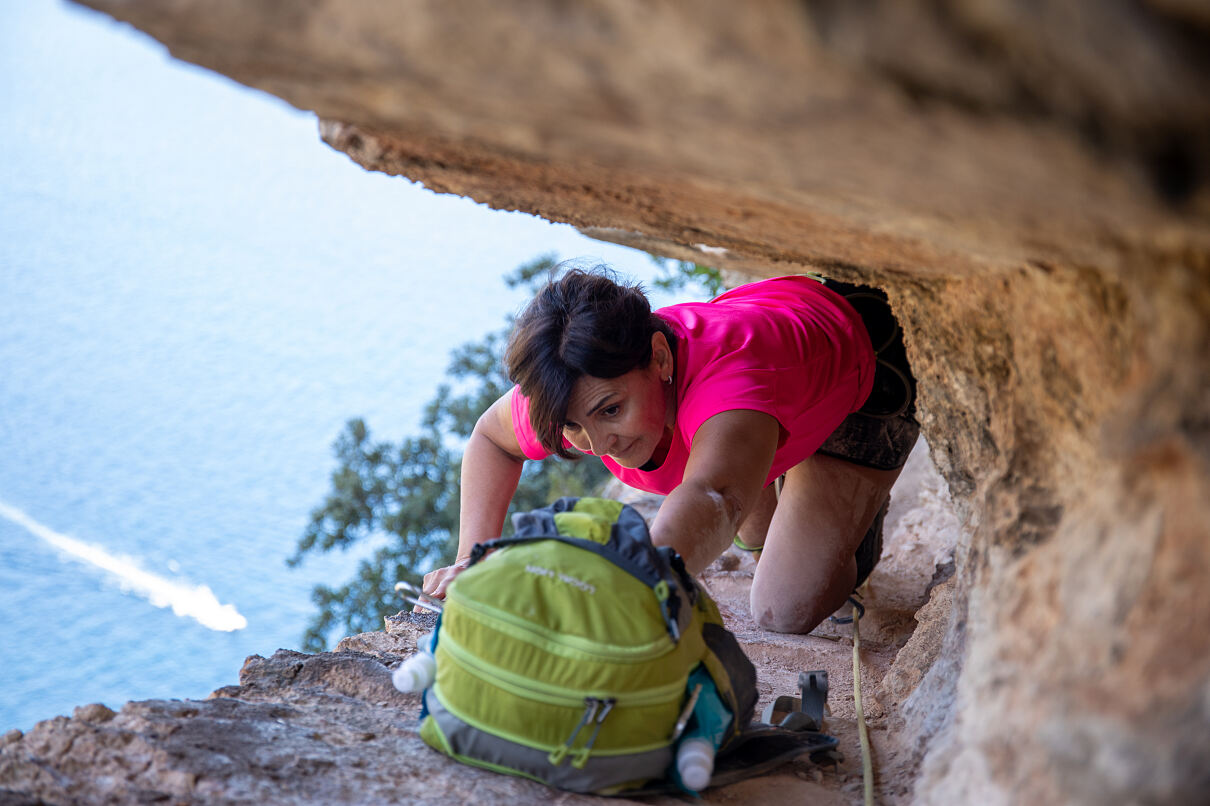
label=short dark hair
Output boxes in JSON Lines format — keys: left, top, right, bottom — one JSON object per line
{"left": 506, "top": 266, "right": 675, "bottom": 459}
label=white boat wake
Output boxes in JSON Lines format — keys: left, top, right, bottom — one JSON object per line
{"left": 0, "top": 499, "right": 247, "bottom": 632}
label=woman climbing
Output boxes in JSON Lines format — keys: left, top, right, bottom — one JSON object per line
{"left": 422, "top": 267, "right": 918, "bottom": 633}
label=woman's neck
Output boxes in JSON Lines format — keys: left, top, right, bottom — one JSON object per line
{"left": 641, "top": 424, "right": 675, "bottom": 471}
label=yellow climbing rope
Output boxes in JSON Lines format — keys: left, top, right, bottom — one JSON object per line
{"left": 853, "top": 602, "right": 874, "bottom": 806}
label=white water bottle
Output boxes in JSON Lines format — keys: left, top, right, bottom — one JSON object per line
{"left": 676, "top": 736, "right": 715, "bottom": 791}
{"left": 392, "top": 631, "right": 436, "bottom": 693}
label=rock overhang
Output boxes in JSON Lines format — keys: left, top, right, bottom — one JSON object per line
{"left": 32, "top": 3, "right": 1210, "bottom": 803}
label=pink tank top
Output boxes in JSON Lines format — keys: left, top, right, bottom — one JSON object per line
{"left": 510, "top": 275, "right": 875, "bottom": 494}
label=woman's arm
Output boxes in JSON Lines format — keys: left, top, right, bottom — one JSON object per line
{"left": 422, "top": 389, "right": 528, "bottom": 599}
{"left": 650, "top": 410, "right": 780, "bottom": 575}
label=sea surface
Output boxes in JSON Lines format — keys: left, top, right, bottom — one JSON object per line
{"left": 0, "top": 1, "right": 689, "bottom": 730}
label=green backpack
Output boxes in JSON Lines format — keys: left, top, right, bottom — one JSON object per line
{"left": 417, "top": 497, "right": 758, "bottom": 795}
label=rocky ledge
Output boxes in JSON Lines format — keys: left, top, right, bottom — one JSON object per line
{"left": 2, "top": 445, "right": 957, "bottom": 805}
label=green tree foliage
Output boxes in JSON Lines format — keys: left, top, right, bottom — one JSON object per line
{"left": 648, "top": 258, "right": 725, "bottom": 299}
{"left": 288, "top": 255, "right": 609, "bottom": 650}
{"left": 290, "top": 254, "right": 722, "bottom": 651}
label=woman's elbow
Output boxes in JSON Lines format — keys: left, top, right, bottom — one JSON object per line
{"left": 684, "top": 478, "right": 748, "bottom": 532}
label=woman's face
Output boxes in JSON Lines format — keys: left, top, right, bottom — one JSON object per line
{"left": 561, "top": 333, "right": 675, "bottom": 469}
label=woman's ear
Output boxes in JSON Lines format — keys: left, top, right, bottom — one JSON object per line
{"left": 650, "top": 331, "right": 672, "bottom": 377}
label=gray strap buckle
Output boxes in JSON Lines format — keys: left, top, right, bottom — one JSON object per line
{"left": 760, "top": 670, "right": 829, "bottom": 732}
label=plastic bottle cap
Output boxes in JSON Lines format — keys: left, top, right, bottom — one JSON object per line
{"left": 680, "top": 757, "right": 711, "bottom": 790}
{"left": 677, "top": 737, "right": 714, "bottom": 791}
{"left": 392, "top": 652, "right": 436, "bottom": 693}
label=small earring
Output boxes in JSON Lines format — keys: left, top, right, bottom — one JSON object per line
{"left": 664, "top": 376, "right": 672, "bottom": 385}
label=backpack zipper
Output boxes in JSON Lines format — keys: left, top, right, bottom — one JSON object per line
{"left": 438, "top": 630, "right": 686, "bottom": 709}
{"left": 441, "top": 632, "right": 679, "bottom": 765}
{"left": 448, "top": 589, "right": 675, "bottom": 662}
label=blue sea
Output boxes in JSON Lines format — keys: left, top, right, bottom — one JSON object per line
{"left": 0, "top": 1, "right": 689, "bottom": 731}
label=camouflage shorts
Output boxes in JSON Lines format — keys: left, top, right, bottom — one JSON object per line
{"left": 815, "top": 279, "right": 920, "bottom": 472}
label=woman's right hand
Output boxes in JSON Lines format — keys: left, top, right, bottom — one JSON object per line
{"left": 420, "top": 556, "right": 473, "bottom": 605}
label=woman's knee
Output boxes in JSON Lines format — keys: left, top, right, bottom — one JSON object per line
{"left": 749, "top": 574, "right": 848, "bottom": 634}
{"left": 750, "top": 598, "right": 817, "bottom": 634}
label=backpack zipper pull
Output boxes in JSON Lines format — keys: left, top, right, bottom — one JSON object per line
{"left": 571, "top": 697, "right": 617, "bottom": 769}
{"left": 654, "top": 580, "right": 682, "bottom": 641}
{"left": 548, "top": 697, "right": 598, "bottom": 767}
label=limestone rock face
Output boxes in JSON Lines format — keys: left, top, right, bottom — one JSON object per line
{"left": 63, "top": 1, "right": 1210, "bottom": 803}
